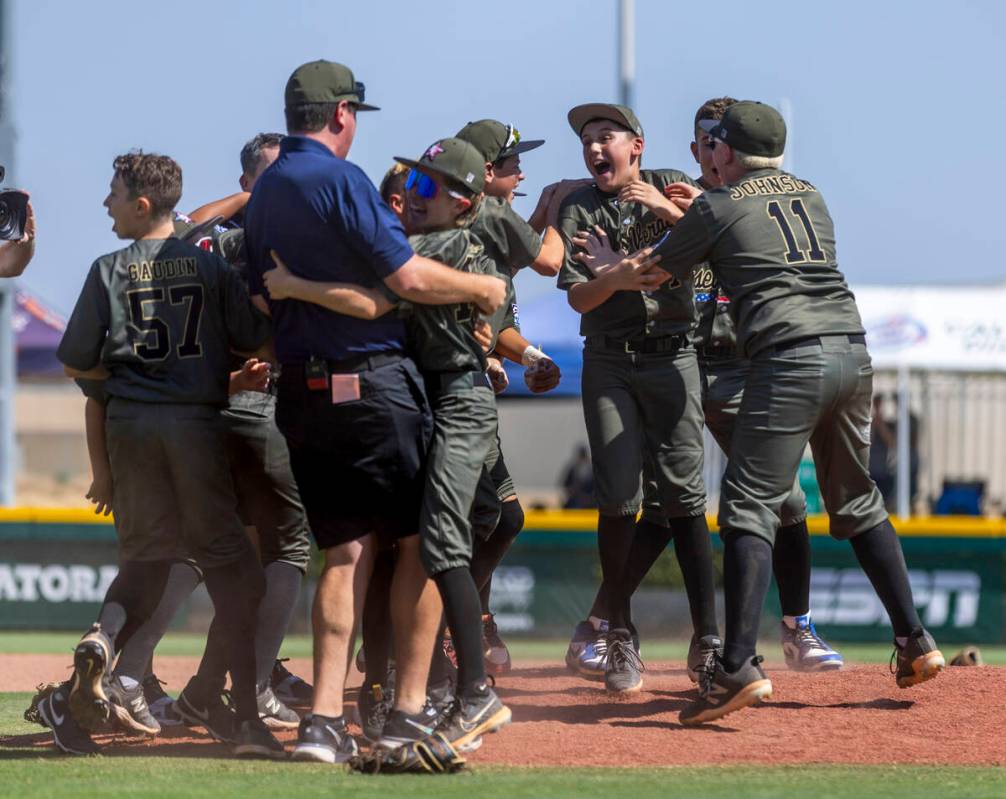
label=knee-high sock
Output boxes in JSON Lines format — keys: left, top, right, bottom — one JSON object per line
{"left": 434, "top": 567, "right": 486, "bottom": 698}
{"left": 471, "top": 499, "right": 525, "bottom": 611}
{"left": 773, "top": 520, "right": 811, "bottom": 617}
{"left": 592, "top": 514, "right": 636, "bottom": 626}
{"left": 362, "top": 547, "right": 395, "bottom": 689}
{"left": 670, "top": 515, "right": 719, "bottom": 639}
{"left": 850, "top": 519, "right": 921, "bottom": 638}
{"left": 721, "top": 531, "right": 773, "bottom": 673}
{"left": 114, "top": 562, "right": 201, "bottom": 680}
{"left": 202, "top": 549, "right": 266, "bottom": 721}
{"left": 254, "top": 561, "right": 303, "bottom": 689}
{"left": 99, "top": 560, "right": 173, "bottom": 653}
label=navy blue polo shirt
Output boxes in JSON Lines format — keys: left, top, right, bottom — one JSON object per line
{"left": 244, "top": 136, "right": 414, "bottom": 363}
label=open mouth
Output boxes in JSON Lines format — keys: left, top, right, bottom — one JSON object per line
{"left": 592, "top": 159, "right": 612, "bottom": 178}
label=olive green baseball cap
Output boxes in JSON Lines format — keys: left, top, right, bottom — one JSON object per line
{"left": 394, "top": 137, "right": 486, "bottom": 195}
{"left": 284, "top": 60, "right": 379, "bottom": 111}
{"left": 567, "top": 103, "right": 643, "bottom": 138}
{"left": 699, "top": 101, "right": 786, "bottom": 157}
{"left": 455, "top": 119, "right": 545, "bottom": 164}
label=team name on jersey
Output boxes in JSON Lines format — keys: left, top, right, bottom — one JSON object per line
{"left": 127, "top": 257, "right": 199, "bottom": 283}
{"left": 621, "top": 217, "right": 670, "bottom": 252}
{"left": 728, "top": 174, "right": 817, "bottom": 201}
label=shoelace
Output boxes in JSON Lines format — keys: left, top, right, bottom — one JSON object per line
{"left": 795, "top": 621, "right": 831, "bottom": 651}
{"left": 142, "top": 675, "right": 170, "bottom": 702}
{"left": 606, "top": 638, "right": 644, "bottom": 673}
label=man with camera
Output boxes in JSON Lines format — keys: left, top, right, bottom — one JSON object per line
{"left": 0, "top": 186, "right": 35, "bottom": 277}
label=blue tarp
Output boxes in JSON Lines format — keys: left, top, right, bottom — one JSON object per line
{"left": 501, "top": 289, "right": 583, "bottom": 397}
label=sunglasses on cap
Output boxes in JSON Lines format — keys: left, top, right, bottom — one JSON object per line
{"left": 405, "top": 169, "right": 468, "bottom": 201}
{"left": 354, "top": 81, "right": 366, "bottom": 103}
{"left": 491, "top": 124, "right": 522, "bottom": 163}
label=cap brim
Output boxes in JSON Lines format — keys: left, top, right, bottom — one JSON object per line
{"left": 355, "top": 102, "right": 380, "bottom": 112}
{"left": 697, "top": 119, "right": 719, "bottom": 133}
{"left": 567, "top": 103, "right": 638, "bottom": 137}
{"left": 500, "top": 138, "right": 545, "bottom": 158}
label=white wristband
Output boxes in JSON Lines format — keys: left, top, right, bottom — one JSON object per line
{"left": 521, "top": 345, "right": 547, "bottom": 367}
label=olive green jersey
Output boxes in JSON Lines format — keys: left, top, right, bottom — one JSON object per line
{"left": 653, "top": 168, "right": 864, "bottom": 357}
{"left": 692, "top": 261, "right": 737, "bottom": 352}
{"left": 401, "top": 229, "right": 492, "bottom": 373}
{"left": 470, "top": 196, "right": 537, "bottom": 345}
{"left": 58, "top": 238, "right": 271, "bottom": 406}
{"left": 557, "top": 169, "right": 698, "bottom": 341}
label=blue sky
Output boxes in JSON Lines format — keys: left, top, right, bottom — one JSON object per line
{"left": 10, "top": 0, "right": 1006, "bottom": 314}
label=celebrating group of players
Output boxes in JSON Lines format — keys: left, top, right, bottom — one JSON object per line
{"left": 23, "top": 58, "right": 945, "bottom": 773}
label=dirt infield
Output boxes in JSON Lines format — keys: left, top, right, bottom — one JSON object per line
{"left": 3, "top": 654, "right": 1003, "bottom": 766}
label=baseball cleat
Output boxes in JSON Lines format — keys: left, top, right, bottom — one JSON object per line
{"left": 142, "top": 674, "right": 183, "bottom": 727}
{"left": 257, "top": 685, "right": 300, "bottom": 729}
{"left": 376, "top": 706, "right": 438, "bottom": 750}
{"left": 434, "top": 684, "right": 511, "bottom": 751}
{"left": 233, "top": 718, "right": 286, "bottom": 759}
{"left": 482, "top": 613, "right": 512, "bottom": 676}
{"left": 679, "top": 655, "right": 773, "bottom": 726}
{"left": 564, "top": 619, "right": 609, "bottom": 681}
{"left": 37, "top": 683, "right": 100, "bottom": 755}
{"left": 686, "top": 633, "right": 723, "bottom": 683}
{"left": 291, "top": 714, "right": 359, "bottom": 764}
{"left": 604, "top": 628, "right": 644, "bottom": 694}
{"left": 270, "top": 659, "right": 313, "bottom": 706}
{"left": 892, "top": 628, "right": 945, "bottom": 688}
{"left": 174, "top": 678, "right": 238, "bottom": 743}
{"left": 69, "top": 624, "right": 113, "bottom": 730}
{"left": 781, "top": 614, "right": 844, "bottom": 672}
{"left": 107, "top": 675, "right": 161, "bottom": 736}
{"left": 356, "top": 682, "right": 393, "bottom": 743}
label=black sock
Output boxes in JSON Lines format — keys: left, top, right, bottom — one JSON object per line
{"left": 595, "top": 515, "right": 636, "bottom": 628}
{"left": 721, "top": 531, "right": 773, "bottom": 672}
{"left": 670, "top": 515, "right": 719, "bottom": 639}
{"left": 773, "top": 520, "right": 811, "bottom": 617}
{"left": 850, "top": 519, "right": 921, "bottom": 637}
{"left": 100, "top": 560, "right": 173, "bottom": 652}
{"left": 202, "top": 549, "right": 266, "bottom": 721}
{"left": 620, "top": 518, "right": 674, "bottom": 598}
{"left": 194, "top": 615, "right": 230, "bottom": 697}
{"left": 434, "top": 567, "right": 486, "bottom": 697}
{"left": 470, "top": 499, "right": 525, "bottom": 596}
{"left": 362, "top": 547, "right": 395, "bottom": 688}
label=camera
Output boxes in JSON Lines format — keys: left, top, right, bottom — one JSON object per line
{"left": 0, "top": 165, "right": 30, "bottom": 241}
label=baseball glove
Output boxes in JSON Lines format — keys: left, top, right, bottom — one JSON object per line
{"left": 24, "top": 681, "right": 61, "bottom": 726}
{"left": 348, "top": 733, "right": 467, "bottom": 775}
{"left": 949, "top": 645, "right": 983, "bottom": 667}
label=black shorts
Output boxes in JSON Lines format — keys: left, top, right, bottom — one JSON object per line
{"left": 275, "top": 354, "right": 433, "bottom": 550}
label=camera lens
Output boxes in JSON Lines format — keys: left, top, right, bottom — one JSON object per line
{"left": 0, "top": 200, "right": 11, "bottom": 235}
{"left": 0, "top": 189, "right": 28, "bottom": 241}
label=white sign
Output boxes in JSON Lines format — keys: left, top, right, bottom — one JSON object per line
{"left": 0, "top": 563, "right": 118, "bottom": 603}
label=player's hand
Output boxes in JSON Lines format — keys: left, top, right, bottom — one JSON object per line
{"left": 230, "top": 358, "right": 271, "bottom": 394}
{"left": 473, "top": 274, "right": 507, "bottom": 315}
{"left": 524, "top": 357, "right": 561, "bottom": 394}
{"left": 618, "top": 180, "right": 671, "bottom": 210}
{"left": 544, "top": 178, "right": 592, "bottom": 226}
{"left": 486, "top": 356, "right": 509, "bottom": 394}
{"left": 86, "top": 473, "right": 113, "bottom": 517}
{"left": 264, "top": 250, "right": 299, "bottom": 300}
{"left": 663, "top": 182, "right": 703, "bottom": 212}
{"left": 527, "top": 183, "right": 557, "bottom": 232}
{"left": 606, "top": 246, "right": 669, "bottom": 292}
{"left": 21, "top": 199, "right": 35, "bottom": 244}
{"left": 573, "top": 225, "right": 623, "bottom": 276}
{"left": 473, "top": 319, "right": 493, "bottom": 353}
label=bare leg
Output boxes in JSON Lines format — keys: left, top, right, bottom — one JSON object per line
{"left": 390, "top": 534, "right": 441, "bottom": 715}
{"left": 310, "top": 535, "right": 375, "bottom": 718}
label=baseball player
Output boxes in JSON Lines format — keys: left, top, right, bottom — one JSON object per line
{"left": 262, "top": 137, "right": 513, "bottom": 754}
{"left": 639, "top": 100, "right": 944, "bottom": 723}
{"left": 556, "top": 103, "right": 715, "bottom": 694}
{"left": 45, "top": 152, "right": 282, "bottom": 757}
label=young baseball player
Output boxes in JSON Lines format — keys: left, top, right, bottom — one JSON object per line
{"left": 644, "top": 101, "right": 944, "bottom": 724}
{"left": 262, "top": 137, "right": 512, "bottom": 754}
{"left": 46, "top": 152, "right": 281, "bottom": 757}
{"left": 556, "top": 103, "right": 717, "bottom": 694}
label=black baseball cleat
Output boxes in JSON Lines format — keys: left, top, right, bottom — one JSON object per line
{"left": 686, "top": 634, "right": 724, "bottom": 684}
{"left": 37, "top": 683, "right": 100, "bottom": 755}
{"left": 174, "top": 678, "right": 237, "bottom": 743}
{"left": 356, "top": 682, "right": 393, "bottom": 743}
{"left": 69, "top": 624, "right": 114, "bottom": 731}
{"left": 270, "top": 659, "right": 313, "bottom": 706}
{"left": 142, "top": 674, "right": 183, "bottom": 727}
{"left": 892, "top": 627, "right": 945, "bottom": 688}
{"left": 604, "top": 628, "right": 644, "bottom": 694}
{"left": 679, "top": 655, "right": 773, "bottom": 726}
{"left": 233, "top": 718, "right": 286, "bottom": 759}
{"left": 291, "top": 713, "right": 359, "bottom": 764}
{"left": 257, "top": 685, "right": 300, "bottom": 729}
{"left": 107, "top": 675, "right": 161, "bottom": 735}
{"left": 376, "top": 706, "right": 439, "bottom": 749}
{"left": 434, "top": 684, "right": 511, "bottom": 752}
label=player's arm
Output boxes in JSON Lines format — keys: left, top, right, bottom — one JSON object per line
{"left": 83, "top": 395, "right": 113, "bottom": 516}
{"left": 64, "top": 364, "right": 110, "bottom": 380}
{"left": 529, "top": 227, "right": 563, "bottom": 277}
{"left": 618, "top": 180, "right": 686, "bottom": 225}
{"left": 385, "top": 254, "right": 505, "bottom": 315}
{"left": 651, "top": 204, "right": 716, "bottom": 283}
{"left": 188, "top": 192, "right": 250, "bottom": 225}
{"left": 0, "top": 199, "right": 36, "bottom": 278}
{"left": 263, "top": 250, "right": 394, "bottom": 319}
{"left": 494, "top": 327, "right": 561, "bottom": 394}
{"left": 566, "top": 249, "right": 668, "bottom": 314}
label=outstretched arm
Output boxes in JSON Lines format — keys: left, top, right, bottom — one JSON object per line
{"left": 188, "top": 192, "right": 250, "bottom": 225}
{"left": 263, "top": 250, "right": 394, "bottom": 320}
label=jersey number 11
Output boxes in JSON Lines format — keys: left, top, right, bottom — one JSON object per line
{"left": 766, "top": 199, "right": 826, "bottom": 264}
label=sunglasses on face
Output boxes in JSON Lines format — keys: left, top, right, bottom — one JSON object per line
{"left": 405, "top": 169, "right": 467, "bottom": 201}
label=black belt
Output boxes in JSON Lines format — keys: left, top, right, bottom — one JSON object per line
{"left": 424, "top": 370, "right": 491, "bottom": 394}
{"left": 596, "top": 334, "right": 685, "bottom": 354}
{"left": 283, "top": 351, "right": 404, "bottom": 376}
{"left": 697, "top": 344, "right": 739, "bottom": 362}
{"left": 764, "top": 333, "right": 866, "bottom": 355}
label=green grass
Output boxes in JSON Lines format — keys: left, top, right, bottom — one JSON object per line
{"left": 4, "top": 631, "right": 1006, "bottom": 665}
{"left": 3, "top": 688, "right": 1005, "bottom": 798}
